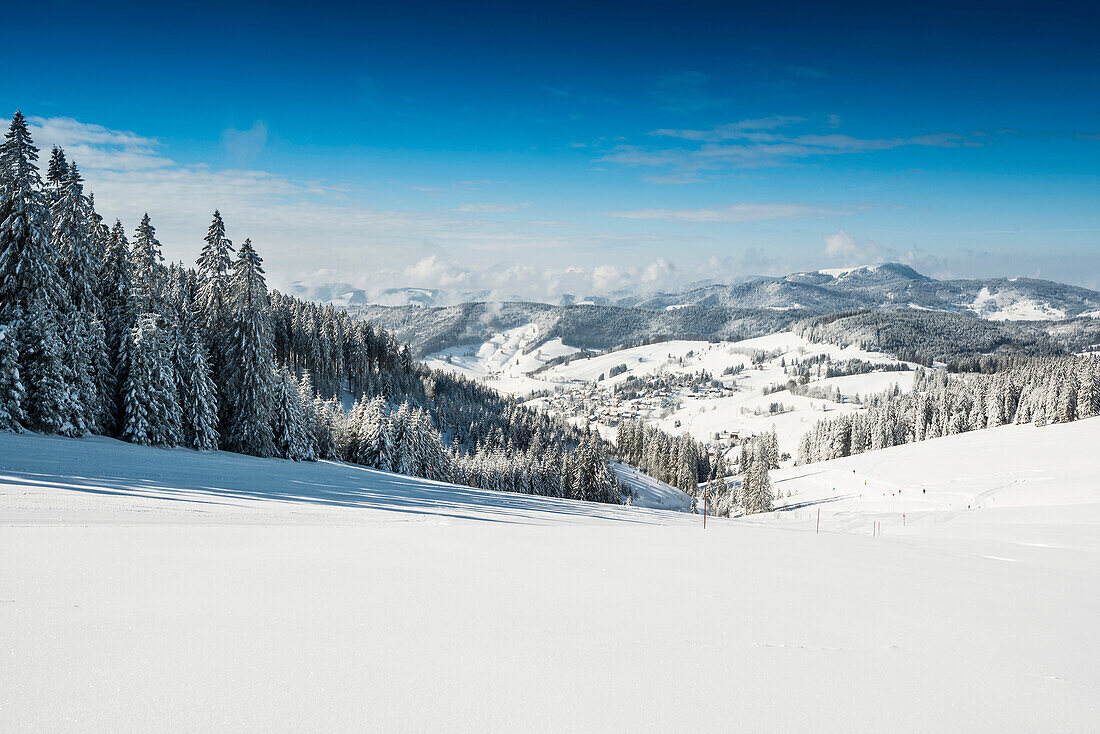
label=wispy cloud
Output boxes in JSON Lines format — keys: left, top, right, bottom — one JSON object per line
{"left": 606, "top": 203, "right": 844, "bottom": 223}
{"left": 221, "top": 121, "right": 268, "bottom": 165}
{"left": 23, "top": 115, "right": 170, "bottom": 171}
{"left": 602, "top": 116, "right": 977, "bottom": 181}
{"left": 455, "top": 203, "right": 528, "bottom": 213}
{"left": 651, "top": 71, "right": 726, "bottom": 114}
{"left": 650, "top": 115, "right": 805, "bottom": 142}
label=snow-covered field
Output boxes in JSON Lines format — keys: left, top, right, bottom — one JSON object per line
{"left": 2, "top": 424, "right": 1097, "bottom": 732}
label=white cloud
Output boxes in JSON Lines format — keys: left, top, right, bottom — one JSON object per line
{"left": 823, "top": 229, "right": 886, "bottom": 265}
{"left": 221, "top": 121, "right": 268, "bottom": 165}
{"left": 606, "top": 203, "right": 843, "bottom": 223}
{"left": 455, "top": 203, "right": 528, "bottom": 213}
{"left": 824, "top": 229, "right": 858, "bottom": 257}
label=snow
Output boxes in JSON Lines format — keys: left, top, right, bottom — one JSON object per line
{"left": 610, "top": 460, "right": 693, "bottom": 511}
{"left": 817, "top": 265, "right": 867, "bottom": 277}
{"left": 771, "top": 415, "right": 1100, "bottom": 524}
{"left": 423, "top": 322, "right": 582, "bottom": 395}
{"left": 1, "top": 427, "right": 1098, "bottom": 731}
{"left": 968, "top": 286, "right": 1067, "bottom": 321}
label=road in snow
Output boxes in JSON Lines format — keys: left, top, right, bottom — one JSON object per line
{"left": 1, "top": 427, "right": 1097, "bottom": 732}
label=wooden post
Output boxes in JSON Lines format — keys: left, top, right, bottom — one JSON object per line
{"left": 703, "top": 482, "right": 707, "bottom": 530}
{"left": 816, "top": 508, "right": 820, "bottom": 534}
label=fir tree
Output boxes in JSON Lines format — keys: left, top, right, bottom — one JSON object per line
{"left": 19, "top": 299, "right": 77, "bottom": 435}
{"left": 196, "top": 210, "right": 234, "bottom": 334}
{"left": 46, "top": 146, "right": 69, "bottom": 196}
{"left": 97, "top": 221, "right": 134, "bottom": 432}
{"left": 177, "top": 331, "right": 219, "bottom": 451}
{"left": 357, "top": 396, "right": 395, "bottom": 471}
{"left": 0, "top": 315, "right": 26, "bottom": 430}
{"left": 221, "top": 238, "right": 275, "bottom": 457}
{"left": 130, "top": 213, "right": 166, "bottom": 314}
{"left": 271, "top": 365, "right": 313, "bottom": 461}
{"left": 84, "top": 317, "right": 111, "bottom": 435}
{"left": 0, "top": 112, "right": 62, "bottom": 319}
{"left": 51, "top": 161, "right": 99, "bottom": 314}
{"left": 60, "top": 311, "right": 94, "bottom": 436}
{"left": 121, "top": 314, "right": 180, "bottom": 447}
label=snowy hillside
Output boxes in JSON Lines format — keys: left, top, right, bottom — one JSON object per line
{"left": 429, "top": 329, "right": 916, "bottom": 461}
{"left": 2, "top": 427, "right": 1097, "bottom": 732}
{"left": 421, "top": 322, "right": 582, "bottom": 395}
{"left": 769, "top": 416, "right": 1100, "bottom": 533}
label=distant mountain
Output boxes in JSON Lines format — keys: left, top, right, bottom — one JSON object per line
{"left": 316, "top": 263, "right": 1100, "bottom": 360}
{"left": 615, "top": 263, "right": 1100, "bottom": 320}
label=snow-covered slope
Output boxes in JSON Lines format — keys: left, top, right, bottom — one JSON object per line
{"left": 610, "top": 460, "right": 693, "bottom": 511}
{"left": 421, "top": 322, "right": 580, "bottom": 395}
{"left": 969, "top": 286, "right": 1068, "bottom": 321}
{"left": 2, "top": 430, "right": 1097, "bottom": 732}
{"left": 515, "top": 331, "right": 915, "bottom": 461}
{"left": 769, "top": 415, "right": 1100, "bottom": 535}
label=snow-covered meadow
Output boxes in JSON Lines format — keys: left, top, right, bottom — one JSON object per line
{"left": 3, "top": 420, "right": 1097, "bottom": 732}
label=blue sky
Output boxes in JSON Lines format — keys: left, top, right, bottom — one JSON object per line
{"left": 4, "top": 0, "right": 1099, "bottom": 299}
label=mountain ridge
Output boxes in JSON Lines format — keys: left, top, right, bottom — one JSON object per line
{"left": 293, "top": 263, "right": 1100, "bottom": 360}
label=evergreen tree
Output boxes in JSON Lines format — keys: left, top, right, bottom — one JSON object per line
{"left": 19, "top": 299, "right": 77, "bottom": 435}
{"left": 46, "top": 146, "right": 68, "bottom": 198}
{"left": 51, "top": 161, "right": 99, "bottom": 314}
{"left": 178, "top": 331, "right": 219, "bottom": 451}
{"left": 60, "top": 311, "right": 94, "bottom": 436}
{"left": 357, "top": 396, "right": 395, "bottom": 471}
{"left": 97, "top": 221, "right": 134, "bottom": 432}
{"left": 0, "top": 315, "right": 26, "bottom": 430}
{"left": 84, "top": 317, "right": 111, "bottom": 435}
{"left": 271, "top": 365, "right": 313, "bottom": 461}
{"left": 121, "top": 314, "right": 180, "bottom": 447}
{"left": 130, "top": 213, "right": 166, "bottom": 314}
{"left": 0, "top": 112, "right": 62, "bottom": 318}
{"left": 195, "top": 210, "right": 233, "bottom": 345}
{"left": 221, "top": 238, "right": 275, "bottom": 456}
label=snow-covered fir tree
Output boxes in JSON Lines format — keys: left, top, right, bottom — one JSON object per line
{"left": 271, "top": 365, "right": 314, "bottom": 461}
{"left": 0, "top": 112, "right": 62, "bottom": 318}
{"left": 356, "top": 396, "right": 394, "bottom": 471}
{"left": 0, "top": 317, "right": 26, "bottom": 431}
{"left": 97, "top": 220, "right": 135, "bottom": 430}
{"left": 177, "top": 330, "right": 219, "bottom": 451}
{"left": 221, "top": 238, "right": 275, "bottom": 456}
{"left": 19, "top": 298, "right": 77, "bottom": 435}
{"left": 130, "top": 213, "right": 166, "bottom": 315}
{"left": 121, "top": 314, "right": 180, "bottom": 447}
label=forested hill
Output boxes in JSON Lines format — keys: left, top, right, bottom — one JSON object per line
{"left": 347, "top": 300, "right": 807, "bottom": 358}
